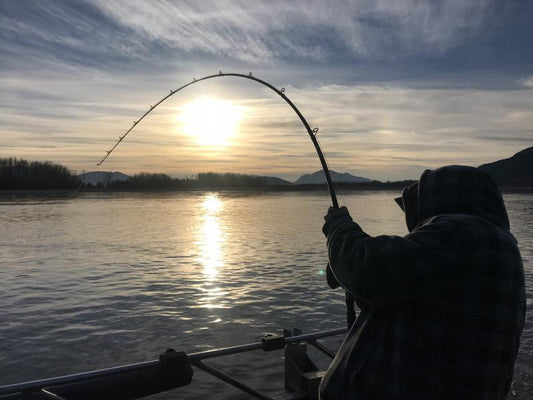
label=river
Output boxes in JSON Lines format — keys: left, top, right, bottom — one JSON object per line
{"left": 0, "top": 191, "right": 531, "bottom": 399}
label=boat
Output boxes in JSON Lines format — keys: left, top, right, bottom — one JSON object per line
{"left": 0, "top": 327, "right": 347, "bottom": 400}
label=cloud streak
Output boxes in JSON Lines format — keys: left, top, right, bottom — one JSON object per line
{"left": 3, "top": 0, "right": 523, "bottom": 68}
{"left": 89, "top": 0, "right": 502, "bottom": 64}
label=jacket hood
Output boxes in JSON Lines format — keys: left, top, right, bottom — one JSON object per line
{"left": 403, "top": 165, "right": 510, "bottom": 230}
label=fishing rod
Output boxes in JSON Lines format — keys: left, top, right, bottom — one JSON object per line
{"left": 97, "top": 71, "right": 338, "bottom": 208}
{"left": 95, "top": 71, "right": 355, "bottom": 327}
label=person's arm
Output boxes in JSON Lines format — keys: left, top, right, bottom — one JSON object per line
{"left": 323, "top": 208, "right": 455, "bottom": 305}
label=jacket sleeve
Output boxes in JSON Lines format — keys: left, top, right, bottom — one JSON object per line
{"left": 323, "top": 214, "right": 455, "bottom": 305}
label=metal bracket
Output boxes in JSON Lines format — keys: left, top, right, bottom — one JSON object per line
{"left": 284, "top": 333, "right": 324, "bottom": 400}
{"left": 261, "top": 333, "right": 286, "bottom": 351}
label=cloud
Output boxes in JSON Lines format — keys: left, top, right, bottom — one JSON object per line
{"left": 1, "top": 0, "right": 508, "bottom": 69}
{"left": 1, "top": 2, "right": 146, "bottom": 67}
{"left": 89, "top": 0, "right": 501, "bottom": 64}
{"left": 520, "top": 76, "right": 533, "bottom": 88}
{"left": 282, "top": 83, "right": 533, "bottom": 179}
{"left": 2, "top": 1, "right": 531, "bottom": 92}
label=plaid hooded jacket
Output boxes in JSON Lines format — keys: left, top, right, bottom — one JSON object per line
{"left": 320, "top": 166, "right": 525, "bottom": 400}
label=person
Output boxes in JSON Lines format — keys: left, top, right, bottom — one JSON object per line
{"left": 319, "top": 165, "right": 525, "bottom": 400}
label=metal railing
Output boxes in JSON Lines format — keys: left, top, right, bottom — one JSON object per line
{"left": 0, "top": 327, "right": 347, "bottom": 400}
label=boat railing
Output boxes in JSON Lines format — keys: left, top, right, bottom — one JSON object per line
{"left": 0, "top": 327, "right": 347, "bottom": 400}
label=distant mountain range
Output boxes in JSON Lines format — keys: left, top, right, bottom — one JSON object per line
{"left": 479, "top": 146, "right": 533, "bottom": 186}
{"left": 294, "top": 170, "right": 371, "bottom": 185}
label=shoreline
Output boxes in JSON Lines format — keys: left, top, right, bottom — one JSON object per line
{"left": 1, "top": 185, "right": 532, "bottom": 196}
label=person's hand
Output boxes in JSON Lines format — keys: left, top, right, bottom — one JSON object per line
{"left": 324, "top": 206, "right": 350, "bottom": 222}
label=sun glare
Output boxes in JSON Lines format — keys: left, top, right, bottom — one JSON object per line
{"left": 179, "top": 97, "right": 244, "bottom": 146}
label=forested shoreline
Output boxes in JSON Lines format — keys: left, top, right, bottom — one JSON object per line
{"left": 0, "top": 158, "right": 417, "bottom": 191}
{"left": 1, "top": 157, "right": 530, "bottom": 192}
{"left": 108, "top": 172, "right": 271, "bottom": 190}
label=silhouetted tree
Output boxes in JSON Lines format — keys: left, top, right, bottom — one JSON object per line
{"left": 0, "top": 158, "right": 78, "bottom": 189}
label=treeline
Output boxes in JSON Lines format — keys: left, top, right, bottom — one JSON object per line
{"left": 0, "top": 158, "right": 78, "bottom": 190}
{"left": 108, "top": 172, "right": 269, "bottom": 190}
{"left": 108, "top": 173, "right": 417, "bottom": 191}
{"left": 109, "top": 173, "right": 194, "bottom": 190}
{"left": 197, "top": 172, "right": 267, "bottom": 187}
{"left": 0, "top": 157, "right": 422, "bottom": 192}
{"left": 0, "top": 158, "right": 270, "bottom": 191}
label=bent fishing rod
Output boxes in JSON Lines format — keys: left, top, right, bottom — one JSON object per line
{"left": 96, "top": 71, "right": 355, "bottom": 327}
{"left": 97, "top": 72, "right": 338, "bottom": 208}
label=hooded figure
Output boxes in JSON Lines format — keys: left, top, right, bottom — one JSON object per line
{"left": 320, "top": 166, "right": 525, "bottom": 400}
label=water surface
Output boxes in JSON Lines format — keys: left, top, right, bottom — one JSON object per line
{"left": 0, "top": 191, "right": 531, "bottom": 398}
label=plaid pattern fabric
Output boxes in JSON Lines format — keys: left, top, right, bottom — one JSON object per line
{"left": 320, "top": 166, "right": 525, "bottom": 400}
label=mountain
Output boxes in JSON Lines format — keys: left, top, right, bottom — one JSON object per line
{"left": 77, "top": 171, "right": 130, "bottom": 185}
{"left": 294, "top": 170, "right": 371, "bottom": 185}
{"left": 479, "top": 146, "right": 533, "bottom": 186}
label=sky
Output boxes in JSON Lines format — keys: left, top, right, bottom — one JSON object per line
{"left": 1, "top": 0, "right": 532, "bottom": 181}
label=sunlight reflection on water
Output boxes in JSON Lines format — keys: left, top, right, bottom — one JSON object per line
{"left": 197, "top": 194, "right": 225, "bottom": 281}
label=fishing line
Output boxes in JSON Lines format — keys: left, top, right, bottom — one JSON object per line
{"left": 93, "top": 71, "right": 355, "bottom": 327}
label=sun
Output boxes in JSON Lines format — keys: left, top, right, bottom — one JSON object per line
{"left": 178, "top": 97, "right": 244, "bottom": 146}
